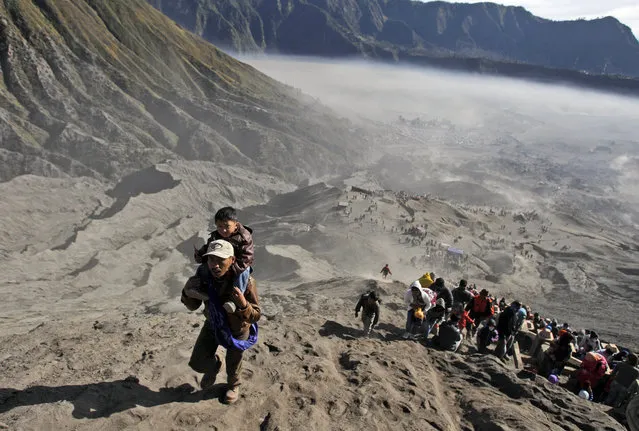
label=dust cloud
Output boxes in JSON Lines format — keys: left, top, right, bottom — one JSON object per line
{"left": 244, "top": 55, "right": 639, "bottom": 221}
{"left": 243, "top": 55, "right": 639, "bottom": 128}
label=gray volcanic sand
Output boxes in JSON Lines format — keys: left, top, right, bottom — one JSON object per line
{"left": 2, "top": 59, "right": 639, "bottom": 430}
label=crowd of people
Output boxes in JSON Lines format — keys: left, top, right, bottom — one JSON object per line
{"left": 174, "top": 204, "right": 637, "bottom": 412}
{"left": 355, "top": 270, "right": 639, "bottom": 411}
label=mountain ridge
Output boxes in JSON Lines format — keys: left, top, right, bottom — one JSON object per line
{"left": 147, "top": 0, "right": 639, "bottom": 93}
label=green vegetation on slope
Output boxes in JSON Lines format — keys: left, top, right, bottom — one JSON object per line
{"left": 0, "top": 0, "right": 367, "bottom": 182}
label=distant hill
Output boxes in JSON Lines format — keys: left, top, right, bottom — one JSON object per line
{"left": 0, "top": 0, "right": 368, "bottom": 183}
{"left": 147, "top": 0, "right": 639, "bottom": 91}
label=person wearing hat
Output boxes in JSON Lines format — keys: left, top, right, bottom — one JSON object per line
{"left": 181, "top": 239, "right": 261, "bottom": 404}
{"left": 609, "top": 349, "right": 630, "bottom": 367}
{"left": 403, "top": 281, "right": 434, "bottom": 339}
{"left": 425, "top": 298, "right": 447, "bottom": 338}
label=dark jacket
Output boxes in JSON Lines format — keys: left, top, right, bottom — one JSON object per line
{"left": 547, "top": 332, "right": 574, "bottom": 363}
{"left": 452, "top": 287, "right": 473, "bottom": 305}
{"left": 196, "top": 223, "right": 254, "bottom": 277}
{"left": 610, "top": 363, "right": 639, "bottom": 388}
{"left": 181, "top": 274, "right": 261, "bottom": 337}
{"left": 436, "top": 286, "right": 453, "bottom": 310}
{"left": 355, "top": 294, "right": 381, "bottom": 326}
{"left": 436, "top": 321, "right": 462, "bottom": 351}
{"left": 478, "top": 325, "right": 497, "bottom": 345}
{"left": 497, "top": 307, "right": 517, "bottom": 337}
{"left": 426, "top": 304, "right": 446, "bottom": 322}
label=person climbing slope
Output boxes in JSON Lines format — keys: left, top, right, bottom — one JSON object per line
{"left": 355, "top": 291, "right": 381, "bottom": 337}
{"left": 465, "top": 289, "right": 495, "bottom": 336}
{"left": 452, "top": 279, "right": 473, "bottom": 312}
{"left": 495, "top": 301, "right": 520, "bottom": 360}
{"left": 477, "top": 318, "right": 498, "bottom": 353}
{"left": 403, "top": 281, "right": 434, "bottom": 339}
{"left": 181, "top": 239, "right": 261, "bottom": 404}
{"left": 380, "top": 264, "right": 392, "bottom": 279}
{"left": 432, "top": 278, "right": 453, "bottom": 312}
{"left": 431, "top": 314, "right": 463, "bottom": 352}
{"left": 424, "top": 298, "right": 447, "bottom": 337}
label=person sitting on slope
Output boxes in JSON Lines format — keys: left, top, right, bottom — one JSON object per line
{"left": 477, "top": 318, "right": 498, "bottom": 353}
{"left": 538, "top": 330, "right": 574, "bottom": 377}
{"left": 431, "top": 314, "right": 463, "bottom": 352}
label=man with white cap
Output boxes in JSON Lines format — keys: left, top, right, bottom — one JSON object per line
{"left": 181, "top": 239, "right": 261, "bottom": 404}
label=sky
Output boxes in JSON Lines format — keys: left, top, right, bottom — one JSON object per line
{"left": 431, "top": 1, "right": 639, "bottom": 38}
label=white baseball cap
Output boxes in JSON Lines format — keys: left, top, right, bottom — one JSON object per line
{"left": 202, "top": 239, "right": 234, "bottom": 259}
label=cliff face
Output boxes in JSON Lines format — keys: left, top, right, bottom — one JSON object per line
{"left": 0, "top": 0, "right": 367, "bottom": 183}
{"left": 148, "top": 0, "right": 639, "bottom": 78}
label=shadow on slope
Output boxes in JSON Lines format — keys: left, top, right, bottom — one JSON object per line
{"left": 0, "top": 378, "right": 219, "bottom": 419}
{"left": 242, "top": 183, "right": 342, "bottom": 221}
{"left": 92, "top": 167, "right": 181, "bottom": 220}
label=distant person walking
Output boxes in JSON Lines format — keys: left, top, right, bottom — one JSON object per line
{"left": 380, "top": 264, "right": 392, "bottom": 279}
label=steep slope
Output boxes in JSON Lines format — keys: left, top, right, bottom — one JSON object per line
{"left": 147, "top": 0, "right": 639, "bottom": 78}
{"left": 0, "top": 278, "right": 625, "bottom": 430}
{"left": 0, "top": 0, "right": 367, "bottom": 183}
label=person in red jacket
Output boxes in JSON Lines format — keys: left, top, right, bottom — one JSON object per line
{"left": 457, "top": 308, "right": 475, "bottom": 340}
{"left": 380, "top": 264, "right": 392, "bottom": 279}
{"left": 465, "top": 289, "right": 495, "bottom": 336}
